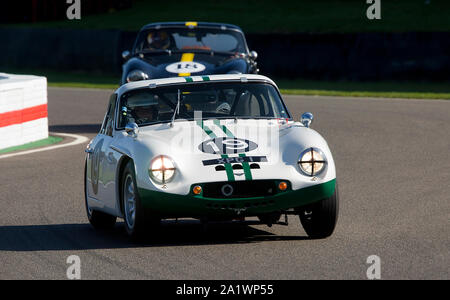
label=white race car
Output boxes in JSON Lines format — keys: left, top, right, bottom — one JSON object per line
{"left": 84, "top": 74, "right": 338, "bottom": 239}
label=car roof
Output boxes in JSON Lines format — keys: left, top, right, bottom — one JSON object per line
{"left": 140, "top": 21, "right": 244, "bottom": 32}
{"left": 116, "top": 74, "right": 278, "bottom": 95}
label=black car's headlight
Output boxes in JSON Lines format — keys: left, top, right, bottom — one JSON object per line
{"left": 298, "top": 148, "right": 327, "bottom": 176}
{"left": 126, "top": 70, "right": 149, "bottom": 82}
{"left": 149, "top": 155, "right": 176, "bottom": 184}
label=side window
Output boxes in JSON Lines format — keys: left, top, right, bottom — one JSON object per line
{"left": 100, "top": 94, "right": 117, "bottom": 136}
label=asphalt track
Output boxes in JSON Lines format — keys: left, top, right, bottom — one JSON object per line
{"left": 0, "top": 87, "right": 448, "bottom": 280}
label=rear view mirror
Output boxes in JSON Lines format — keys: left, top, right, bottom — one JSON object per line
{"left": 122, "top": 50, "right": 131, "bottom": 60}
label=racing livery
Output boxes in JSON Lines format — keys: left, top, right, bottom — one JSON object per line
{"left": 121, "top": 22, "right": 258, "bottom": 84}
{"left": 84, "top": 75, "right": 339, "bottom": 239}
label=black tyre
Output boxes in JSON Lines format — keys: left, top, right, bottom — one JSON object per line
{"left": 121, "top": 160, "right": 160, "bottom": 240}
{"left": 84, "top": 161, "right": 117, "bottom": 229}
{"left": 298, "top": 182, "right": 339, "bottom": 239}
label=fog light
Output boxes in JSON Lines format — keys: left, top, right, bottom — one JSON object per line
{"left": 278, "top": 182, "right": 287, "bottom": 191}
{"left": 193, "top": 185, "right": 202, "bottom": 195}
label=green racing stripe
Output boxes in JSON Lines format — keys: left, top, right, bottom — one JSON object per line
{"left": 213, "top": 119, "right": 253, "bottom": 181}
{"left": 197, "top": 119, "right": 235, "bottom": 181}
{"left": 195, "top": 83, "right": 254, "bottom": 181}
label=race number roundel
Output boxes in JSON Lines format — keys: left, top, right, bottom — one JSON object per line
{"left": 199, "top": 137, "right": 258, "bottom": 154}
{"left": 166, "top": 61, "right": 206, "bottom": 74}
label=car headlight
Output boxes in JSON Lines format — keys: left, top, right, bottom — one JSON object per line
{"left": 126, "top": 70, "right": 149, "bottom": 82}
{"left": 298, "top": 148, "right": 327, "bottom": 176}
{"left": 149, "top": 155, "right": 176, "bottom": 184}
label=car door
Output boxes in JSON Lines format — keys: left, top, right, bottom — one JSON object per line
{"left": 96, "top": 94, "right": 122, "bottom": 215}
{"left": 86, "top": 94, "right": 119, "bottom": 214}
{"left": 86, "top": 97, "right": 114, "bottom": 202}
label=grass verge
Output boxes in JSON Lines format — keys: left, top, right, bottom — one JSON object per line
{"left": 0, "top": 136, "right": 63, "bottom": 155}
{"left": 277, "top": 79, "right": 450, "bottom": 100}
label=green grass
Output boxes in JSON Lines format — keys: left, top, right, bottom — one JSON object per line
{"left": 277, "top": 79, "right": 450, "bottom": 99}
{"left": 4, "top": 68, "right": 450, "bottom": 99}
{"left": 0, "top": 136, "right": 63, "bottom": 154}
{"left": 3, "top": 68, "right": 120, "bottom": 90}
{"left": 4, "top": 0, "right": 450, "bottom": 33}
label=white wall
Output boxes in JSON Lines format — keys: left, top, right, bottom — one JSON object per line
{"left": 0, "top": 73, "right": 48, "bottom": 150}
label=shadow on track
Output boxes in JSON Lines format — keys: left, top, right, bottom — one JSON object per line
{"left": 49, "top": 124, "right": 101, "bottom": 134}
{"left": 0, "top": 220, "right": 309, "bottom": 252}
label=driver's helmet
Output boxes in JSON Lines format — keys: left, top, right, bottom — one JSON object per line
{"left": 127, "top": 93, "right": 159, "bottom": 124}
{"left": 216, "top": 102, "right": 231, "bottom": 114}
{"left": 146, "top": 31, "right": 170, "bottom": 50}
{"left": 132, "top": 104, "right": 159, "bottom": 124}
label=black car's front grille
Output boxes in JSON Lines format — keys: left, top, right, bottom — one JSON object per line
{"left": 200, "top": 180, "right": 288, "bottom": 199}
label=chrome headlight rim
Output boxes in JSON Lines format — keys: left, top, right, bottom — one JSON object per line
{"left": 126, "top": 69, "right": 149, "bottom": 82}
{"left": 149, "top": 155, "right": 176, "bottom": 184}
{"left": 298, "top": 147, "right": 327, "bottom": 177}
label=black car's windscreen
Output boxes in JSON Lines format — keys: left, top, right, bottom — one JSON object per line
{"left": 134, "top": 28, "right": 247, "bottom": 54}
{"left": 118, "top": 83, "right": 290, "bottom": 128}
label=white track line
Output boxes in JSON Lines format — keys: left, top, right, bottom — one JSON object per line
{"left": 0, "top": 132, "right": 89, "bottom": 160}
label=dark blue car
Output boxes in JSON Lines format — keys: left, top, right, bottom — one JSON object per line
{"left": 121, "top": 22, "right": 258, "bottom": 84}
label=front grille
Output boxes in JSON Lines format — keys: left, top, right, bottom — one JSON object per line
{"left": 201, "top": 180, "right": 287, "bottom": 199}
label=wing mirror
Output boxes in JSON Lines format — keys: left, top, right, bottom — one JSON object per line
{"left": 125, "top": 122, "right": 139, "bottom": 138}
{"left": 249, "top": 50, "right": 258, "bottom": 60}
{"left": 301, "top": 112, "right": 314, "bottom": 128}
{"left": 122, "top": 50, "right": 131, "bottom": 60}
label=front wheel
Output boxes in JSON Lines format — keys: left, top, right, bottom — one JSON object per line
{"left": 297, "top": 182, "right": 339, "bottom": 239}
{"left": 121, "top": 161, "right": 160, "bottom": 240}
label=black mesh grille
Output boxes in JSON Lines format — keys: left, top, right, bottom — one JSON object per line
{"left": 201, "top": 180, "right": 284, "bottom": 199}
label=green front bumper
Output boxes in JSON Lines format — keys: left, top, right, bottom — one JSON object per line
{"left": 138, "top": 179, "right": 336, "bottom": 218}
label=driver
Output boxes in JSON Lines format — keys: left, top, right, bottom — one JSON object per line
{"left": 146, "top": 31, "right": 170, "bottom": 50}
{"left": 132, "top": 104, "right": 159, "bottom": 124}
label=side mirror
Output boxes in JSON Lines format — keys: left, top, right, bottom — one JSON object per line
{"left": 301, "top": 112, "right": 314, "bottom": 128}
{"left": 249, "top": 50, "right": 258, "bottom": 60}
{"left": 122, "top": 50, "right": 131, "bottom": 60}
{"left": 125, "top": 122, "right": 139, "bottom": 138}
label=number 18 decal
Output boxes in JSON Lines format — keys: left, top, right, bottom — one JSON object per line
{"left": 199, "top": 137, "right": 258, "bottom": 154}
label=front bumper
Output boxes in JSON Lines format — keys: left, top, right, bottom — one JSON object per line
{"left": 138, "top": 179, "right": 336, "bottom": 218}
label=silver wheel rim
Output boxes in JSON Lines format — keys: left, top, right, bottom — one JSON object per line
{"left": 123, "top": 174, "right": 136, "bottom": 229}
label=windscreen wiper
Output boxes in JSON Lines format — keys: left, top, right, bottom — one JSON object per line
{"left": 169, "top": 89, "right": 181, "bottom": 127}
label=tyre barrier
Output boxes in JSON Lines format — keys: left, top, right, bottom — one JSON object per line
{"left": 0, "top": 73, "right": 48, "bottom": 150}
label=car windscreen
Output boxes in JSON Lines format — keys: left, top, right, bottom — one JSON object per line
{"left": 133, "top": 28, "right": 247, "bottom": 54}
{"left": 118, "top": 82, "right": 290, "bottom": 128}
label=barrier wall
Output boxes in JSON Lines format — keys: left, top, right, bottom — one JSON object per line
{"left": 0, "top": 73, "right": 48, "bottom": 150}
{"left": 1, "top": 28, "right": 449, "bottom": 80}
